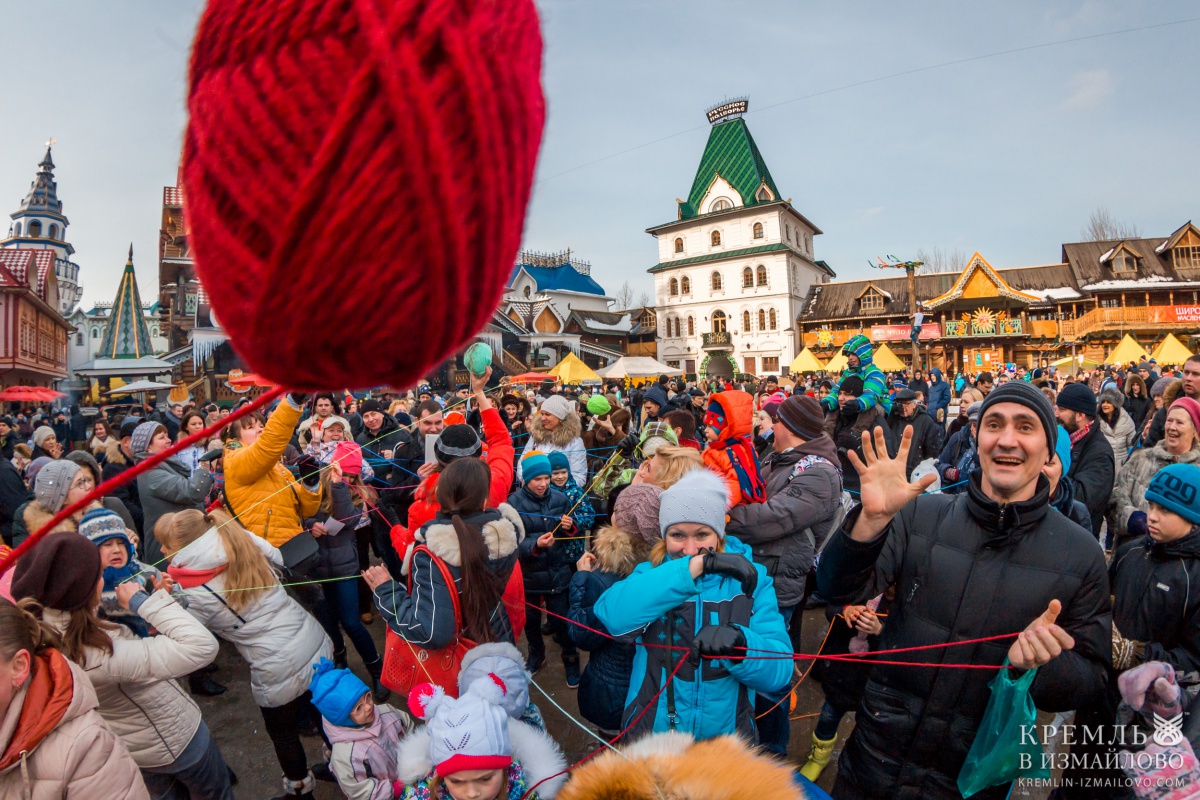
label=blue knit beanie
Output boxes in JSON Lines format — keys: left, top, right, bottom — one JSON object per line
{"left": 521, "top": 451, "right": 551, "bottom": 482}
{"left": 1146, "top": 464, "right": 1200, "bottom": 526}
{"left": 1055, "top": 426, "right": 1072, "bottom": 475}
{"left": 310, "top": 658, "right": 371, "bottom": 728}
{"left": 547, "top": 452, "right": 570, "bottom": 475}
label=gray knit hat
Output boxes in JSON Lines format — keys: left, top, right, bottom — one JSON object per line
{"left": 658, "top": 468, "right": 729, "bottom": 538}
{"left": 539, "top": 394, "right": 571, "bottom": 420}
{"left": 35, "top": 460, "right": 81, "bottom": 514}
{"left": 31, "top": 426, "right": 55, "bottom": 449}
{"left": 457, "top": 642, "right": 530, "bottom": 720}
{"left": 978, "top": 380, "right": 1058, "bottom": 457}
{"left": 130, "top": 422, "right": 164, "bottom": 458}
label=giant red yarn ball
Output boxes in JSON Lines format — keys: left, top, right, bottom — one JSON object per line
{"left": 182, "top": 0, "right": 545, "bottom": 390}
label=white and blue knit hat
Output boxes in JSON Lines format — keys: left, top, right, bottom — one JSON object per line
{"left": 658, "top": 468, "right": 729, "bottom": 538}
{"left": 79, "top": 507, "right": 129, "bottom": 546}
{"left": 408, "top": 676, "right": 513, "bottom": 777}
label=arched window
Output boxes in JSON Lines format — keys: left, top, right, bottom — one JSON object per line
{"left": 742, "top": 267, "right": 753, "bottom": 288}
{"left": 675, "top": 318, "right": 682, "bottom": 337}
{"left": 28, "top": 220, "right": 41, "bottom": 238}
{"left": 769, "top": 308, "right": 777, "bottom": 329}
{"left": 91, "top": 327, "right": 98, "bottom": 339}
{"left": 680, "top": 276, "right": 690, "bottom": 294}
{"left": 669, "top": 277, "right": 679, "bottom": 296}
{"left": 48, "top": 224, "right": 58, "bottom": 240}
{"left": 753, "top": 222, "right": 764, "bottom": 239}
{"left": 712, "top": 310, "right": 727, "bottom": 334}
{"left": 687, "top": 316, "right": 695, "bottom": 336}
{"left": 710, "top": 230, "right": 722, "bottom": 247}
{"left": 756, "top": 265, "right": 768, "bottom": 286}
{"left": 711, "top": 271, "right": 723, "bottom": 291}
{"left": 75, "top": 333, "right": 83, "bottom": 346}
{"left": 710, "top": 197, "right": 733, "bottom": 212}
{"left": 758, "top": 309, "right": 766, "bottom": 330}
{"left": 742, "top": 310, "right": 751, "bottom": 331}
{"left": 674, "top": 237, "right": 684, "bottom": 253}
{"left": 523, "top": 285, "right": 531, "bottom": 298}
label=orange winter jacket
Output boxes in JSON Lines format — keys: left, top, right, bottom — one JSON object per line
{"left": 701, "top": 390, "right": 762, "bottom": 508}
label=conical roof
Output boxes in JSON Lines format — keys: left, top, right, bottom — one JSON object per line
{"left": 679, "top": 118, "right": 782, "bottom": 220}
{"left": 97, "top": 245, "right": 154, "bottom": 359}
{"left": 1104, "top": 334, "right": 1148, "bottom": 365}
{"left": 1152, "top": 333, "right": 1194, "bottom": 366}
{"left": 18, "top": 146, "right": 63, "bottom": 216}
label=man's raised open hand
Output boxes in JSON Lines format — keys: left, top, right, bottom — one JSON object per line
{"left": 847, "top": 425, "right": 936, "bottom": 541}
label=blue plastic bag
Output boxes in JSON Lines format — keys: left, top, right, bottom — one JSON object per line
{"left": 957, "top": 660, "right": 1049, "bottom": 798}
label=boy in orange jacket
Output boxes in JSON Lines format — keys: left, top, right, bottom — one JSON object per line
{"left": 701, "top": 390, "right": 766, "bottom": 507}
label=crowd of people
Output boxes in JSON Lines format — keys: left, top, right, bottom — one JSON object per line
{"left": 0, "top": 343, "right": 1197, "bottom": 799}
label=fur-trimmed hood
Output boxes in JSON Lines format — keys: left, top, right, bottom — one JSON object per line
{"left": 22, "top": 499, "right": 77, "bottom": 536}
{"left": 590, "top": 525, "right": 644, "bottom": 577}
{"left": 1164, "top": 378, "right": 1184, "bottom": 407}
{"left": 529, "top": 409, "right": 583, "bottom": 448}
{"left": 396, "top": 718, "right": 568, "bottom": 798}
{"left": 101, "top": 437, "right": 127, "bottom": 466}
{"left": 557, "top": 732, "right": 810, "bottom": 800}
{"left": 411, "top": 504, "right": 524, "bottom": 568}
{"left": 1125, "top": 373, "right": 1149, "bottom": 398}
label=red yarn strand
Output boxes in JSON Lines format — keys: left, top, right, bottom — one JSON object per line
{"left": 0, "top": 387, "right": 287, "bottom": 578}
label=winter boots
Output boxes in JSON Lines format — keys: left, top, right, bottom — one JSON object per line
{"left": 799, "top": 732, "right": 837, "bottom": 781}
{"left": 271, "top": 771, "right": 315, "bottom": 800}
{"left": 365, "top": 656, "right": 391, "bottom": 703}
{"left": 564, "top": 655, "right": 581, "bottom": 689}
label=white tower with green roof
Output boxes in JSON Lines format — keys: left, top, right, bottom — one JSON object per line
{"left": 647, "top": 101, "right": 834, "bottom": 380}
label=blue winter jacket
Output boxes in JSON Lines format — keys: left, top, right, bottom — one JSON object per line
{"left": 594, "top": 536, "right": 792, "bottom": 742}
{"left": 509, "top": 484, "right": 574, "bottom": 595}
{"left": 926, "top": 369, "right": 951, "bottom": 423}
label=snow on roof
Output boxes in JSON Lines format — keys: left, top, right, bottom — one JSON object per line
{"left": 1098, "top": 247, "right": 1115, "bottom": 263}
{"left": 583, "top": 313, "right": 633, "bottom": 333}
{"left": 1156, "top": 240, "right": 1170, "bottom": 254}
{"left": 1082, "top": 275, "right": 1181, "bottom": 291}
{"left": 1023, "top": 287, "right": 1083, "bottom": 301}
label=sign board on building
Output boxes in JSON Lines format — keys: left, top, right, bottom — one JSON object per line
{"left": 870, "top": 323, "right": 942, "bottom": 341}
{"left": 706, "top": 99, "right": 749, "bottom": 124}
{"left": 1150, "top": 306, "right": 1200, "bottom": 324}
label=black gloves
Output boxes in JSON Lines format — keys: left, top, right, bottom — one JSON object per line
{"left": 701, "top": 551, "right": 758, "bottom": 596}
{"left": 617, "top": 431, "right": 640, "bottom": 458}
{"left": 690, "top": 623, "right": 746, "bottom": 665}
{"left": 294, "top": 454, "right": 322, "bottom": 488}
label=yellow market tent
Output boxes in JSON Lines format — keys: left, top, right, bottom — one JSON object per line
{"left": 1104, "top": 334, "right": 1149, "bottom": 365}
{"left": 872, "top": 343, "right": 907, "bottom": 372}
{"left": 1152, "top": 333, "right": 1194, "bottom": 366}
{"left": 824, "top": 352, "right": 848, "bottom": 373}
{"left": 789, "top": 348, "right": 825, "bottom": 374}
{"left": 548, "top": 352, "right": 600, "bottom": 384}
{"left": 1051, "top": 354, "right": 1102, "bottom": 371}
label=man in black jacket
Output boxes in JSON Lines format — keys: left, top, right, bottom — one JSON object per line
{"left": 887, "top": 389, "right": 942, "bottom": 479}
{"left": 817, "top": 381, "right": 1110, "bottom": 800}
{"left": 1055, "top": 382, "right": 1116, "bottom": 537}
{"left": 0, "top": 456, "right": 30, "bottom": 546}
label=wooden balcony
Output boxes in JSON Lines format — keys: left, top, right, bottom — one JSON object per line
{"left": 1060, "top": 306, "right": 1151, "bottom": 340}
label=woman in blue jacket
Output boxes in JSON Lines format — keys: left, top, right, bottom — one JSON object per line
{"left": 595, "top": 468, "right": 792, "bottom": 742}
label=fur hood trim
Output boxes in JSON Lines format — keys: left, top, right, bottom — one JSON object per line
{"left": 415, "top": 504, "right": 523, "bottom": 567}
{"left": 590, "top": 525, "right": 643, "bottom": 577}
{"left": 530, "top": 410, "right": 583, "bottom": 448}
{"left": 22, "top": 501, "right": 77, "bottom": 536}
{"left": 1164, "top": 378, "right": 1184, "bottom": 408}
{"left": 397, "top": 719, "right": 567, "bottom": 798}
{"left": 102, "top": 437, "right": 127, "bottom": 466}
{"left": 557, "top": 732, "right": 807, "bottom": 800}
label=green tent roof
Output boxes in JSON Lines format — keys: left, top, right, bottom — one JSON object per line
{"left": 97, "top": 246, "right": 154, "bottom": 360}
{"left": 679, "top": 118, "right": 781, "bottom": 220}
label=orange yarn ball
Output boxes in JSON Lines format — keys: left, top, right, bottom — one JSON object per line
{"left": 183, "top": 0, "right": 545, "bottom": 390}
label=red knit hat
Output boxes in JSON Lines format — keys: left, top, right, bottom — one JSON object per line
{"left": 331, "top": 442, "right": 363, "bottom": 477}
{"left": 1171, "top": 397, "right": 1200, "bottom": 437}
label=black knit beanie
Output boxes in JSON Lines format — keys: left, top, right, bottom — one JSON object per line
{"left": 435, "top": 424, "right": 482, "bottom": 465}
{"left": 977, "top": 381, "right": 1057, "bottom": 459}
{"left": 13, "top": 531, "right": 103, "bottom": 611}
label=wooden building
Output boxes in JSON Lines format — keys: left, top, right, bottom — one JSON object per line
{"left": 798, "top": 221, "right": 1200, "bottom": 372}
{"left": 0, "top": 249, "right": 70, "bottom": 388}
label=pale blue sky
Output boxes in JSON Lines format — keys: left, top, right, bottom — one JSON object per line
{"left": 1, "top": 1, "right": 1197, "bottom": 307}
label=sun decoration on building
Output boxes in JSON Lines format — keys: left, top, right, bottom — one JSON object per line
{"left": 817, "top": 328, "right": 834, "bottom": 347}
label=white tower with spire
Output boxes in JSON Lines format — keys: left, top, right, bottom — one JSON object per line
{"left": 1, "top": 143, "right": 83, "bottom": 315}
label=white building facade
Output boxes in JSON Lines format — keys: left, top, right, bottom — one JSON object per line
{"left": 648, "top": 110, "right": 833, "bottom": 379}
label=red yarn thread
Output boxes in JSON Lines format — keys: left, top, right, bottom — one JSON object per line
{"left": 183, "top": 0, "right": 546, "bottom": 390}
{"left": 0, "top": 388, "right": 287, "bottom": 578}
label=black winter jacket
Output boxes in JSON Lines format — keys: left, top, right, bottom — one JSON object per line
{"left": 305, "top": 482, "right": 364, "bottom": 580}
{"left": 887, "top": 405, "right": 943, "bottom": 478}
{"left": 826, "top": 405, "right": 895, "bottom": 493}
{"left": 816, "top": 473, "right": 1111, "bottom": 800}
{"left": 509, "top": 485, "right": 574, "bottom": 594}
{"left": 1111, "top": 529, "right": 1200, "bottom": 676}
{"left": 1067, "top": 422, "right": 1116, "bottom": 537}
{"left": 0, "top": 459, "right": 30, "bottom": 546}
{"left": 726, "top": 435, "right": 842, "bottom": 606}
{"left": 1124, "top": 393, "right": 1151, "bottom": 434}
